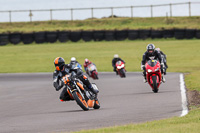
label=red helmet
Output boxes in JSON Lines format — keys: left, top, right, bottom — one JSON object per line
{"left": 54, "top": 57, "right": 65, "bottom": 71}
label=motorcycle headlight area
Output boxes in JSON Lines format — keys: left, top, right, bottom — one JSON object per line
{"left": 147, "top": 69, "right": 152, "bottom": 73}
{"left": 117, "top": 64, "right": 124, "bottom": 69}
{"left": 117, "top": 66, "right": 121, "bottom": 69}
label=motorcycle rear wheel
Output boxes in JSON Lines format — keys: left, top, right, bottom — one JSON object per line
{"left": 72, "top": 91, "right": 89, "bottom": 111}
{"left": 152, "top": 76, "right": 158, "bottom": 93}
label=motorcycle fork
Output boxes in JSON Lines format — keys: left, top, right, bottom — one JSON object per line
{"left": 149, "top": 73, "right": 157, "bottom": 84}
{"left": 66, "top": 84, "right": 74, "bottom": 99}
{"left": 74, "top": 81, "right": 85, "bottom": 100}
{"left": 66, "top": 86, "right": 74, "bottom": 100}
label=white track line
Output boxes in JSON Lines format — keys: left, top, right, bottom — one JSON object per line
{"left": 180, "top": 74, "right": 188, "bottom": 117}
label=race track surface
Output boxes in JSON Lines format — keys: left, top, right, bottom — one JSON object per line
{"left": 0, "top": 72, "right": 183, "bottom": 133}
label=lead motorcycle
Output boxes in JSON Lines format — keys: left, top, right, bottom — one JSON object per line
{"left": 145, "top": 59, "right": 162, "bottom": 93}
{"left": 115, "top": 61, "right": 126, "bottom": 78}
{"left": 62, "top": 72, "right": 100, "bottom": 111}
{"left": 86, "top": 63, "right": 98, "bottom": 80}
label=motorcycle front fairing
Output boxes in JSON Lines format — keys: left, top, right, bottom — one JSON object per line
{"left": 87, "top": 63, "right": 98, "bottom": 76}
{"left": 145, "top": 60, "right": 162, "bottom": 88}
{"left": 116, "top": 61, "right": 125, "bottom": 70}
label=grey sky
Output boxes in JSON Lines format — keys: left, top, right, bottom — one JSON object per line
{"left": 0, "top": 0, "right": 198, "bottom": 10}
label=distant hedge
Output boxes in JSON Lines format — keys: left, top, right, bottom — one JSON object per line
{"left": 0, "top": 29, "right": 199, "bottom": 46}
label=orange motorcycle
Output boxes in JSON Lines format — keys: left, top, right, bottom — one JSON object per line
{"left": 62, "top": 72, "right": 100, "bottom": 111}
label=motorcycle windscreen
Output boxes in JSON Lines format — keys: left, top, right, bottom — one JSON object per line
{"left": 147, "top": 60, "right": 158, "bottom": 67}
{"left": 88, "top": 64, "right": 96, "bottom": 71}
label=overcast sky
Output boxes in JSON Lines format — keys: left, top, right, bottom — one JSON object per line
{"left": 0, "top": 0, "right": 199, "bottom": 10}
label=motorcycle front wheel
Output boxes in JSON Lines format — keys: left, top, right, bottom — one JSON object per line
{"left": 72, "top": 91, "right": 89, "bottom": 111}
{"left": 93, "top": 72, "right": 99, "bottom": 79}
{"left": 119, "top": 69, "right": 126, "bottom": 78}
{"left": 152, "top": 76, "right": 158, "bottom": 93}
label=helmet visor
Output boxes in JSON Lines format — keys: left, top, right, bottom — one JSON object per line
{"left": 148, "top": 49, "right": 154, "bottom": 53}
{"left": 56, "top": 64, "right": 64, "bottom": 71}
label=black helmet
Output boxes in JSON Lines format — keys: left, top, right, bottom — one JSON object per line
{"left": 146, "top": 44, "right": 155, "bottom": 53}
{"left": 54, "top": 57, "right": 65, "bottom": 71}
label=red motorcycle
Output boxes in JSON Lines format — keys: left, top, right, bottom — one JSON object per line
{"left": 116, "top": 61, "right": 126, "bottom": 78}
{"left": 86, "top": 63, "right": 98, "bottom": 80}
{"left": 145, "top": 59, "right": 162, "bottom": 93}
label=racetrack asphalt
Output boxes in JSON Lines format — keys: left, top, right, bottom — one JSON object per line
{"left": 0, "top": 72, "right": 183, "bottom": 133}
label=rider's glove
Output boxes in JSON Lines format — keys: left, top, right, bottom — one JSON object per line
{"left": 141, "top": 65, "right": 145, "bottom": 70}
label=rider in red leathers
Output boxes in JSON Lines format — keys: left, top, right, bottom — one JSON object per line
{"left": 84, "top": 59, "right": 92, "bottom": 69}
{"left": 83, "top": 58, "right": 94, "bottom": 75}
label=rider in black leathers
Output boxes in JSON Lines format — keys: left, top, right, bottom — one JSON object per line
{"left": 53, "top": 57, "right": 98, "bottom": 101}
{"left": 141, "top": 44, "right": 165, "bottom": 83}
{"left": 155, "top": 48, "right": 168, "bottom": 75}
{"left": 112, "top": 54, "right": 125, "bottom": 75}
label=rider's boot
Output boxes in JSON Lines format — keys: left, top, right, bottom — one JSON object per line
{"left": 113, "top": 68, "right": 118, "bottom": 75}
{"left": 143, "top": 77, "right": 147, "bottom": 83}
{"left": 116, "top": 71, "right": 118, "bottom": 75}
{"left": 162, "top": 75, "right": 166, "bottom": 83}
{"left": 143, "top": 73, "right": 147, "bottom": 83}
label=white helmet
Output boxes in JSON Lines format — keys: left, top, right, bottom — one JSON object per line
{"left": 71, "top": 57, "right": 76, "bottom": 62}
{"left": 85, "top": 58, "right": 89, "bottom": 63}
{"left": 114, "top": 54, "right": 119, "bottom": 58}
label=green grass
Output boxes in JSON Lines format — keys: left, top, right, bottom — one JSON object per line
{"left": 74, "top": 108, "right": 200, "bottom": 133}
{"left": 0, "top": 16, "right": 200, "bottom": 33}
{"left": 0, "top": 39, "right": 200, "bottom": 91}
{"left": 0, "top": 39, "right": 200, "bottom": 133}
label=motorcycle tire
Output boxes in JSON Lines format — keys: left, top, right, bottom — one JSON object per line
{"left": 93, "top": 73, "right": 99, "bottom": 79}
{"left": 119, "top": 69, "right": 126, "bottom": 78}
{"left": 93, "top": 99, "right": 100, "bottom": 109}
{"left": 72, "top": 91, "right": 89, "bottom": 111}
{"left": 152, "top": 76, "right": 158, "bottom": 93}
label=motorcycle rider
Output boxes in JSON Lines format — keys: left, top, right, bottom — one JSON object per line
{"left": 141, "top": 44, "right": 165, "bottom": 83}
{"left": 53, "top": 57, "right": 98, "bottom": 101}
{"left": 155, "top": 48, "right": 168, "bottom": 75}
{"left": 70, "top": 57, "right": 82, "bottom": 69}
{"left": 112, "top": 54, "right": 125, "bottom": 75}
{"left": 83, "top": 58, "right": 93, "bottom": 74}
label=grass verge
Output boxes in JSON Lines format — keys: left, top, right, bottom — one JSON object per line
{"left": 0, "top": 17, "right": 200, "bottom": 33}
{"left": 74, "top": 108, "right": 200, "bottom": 133}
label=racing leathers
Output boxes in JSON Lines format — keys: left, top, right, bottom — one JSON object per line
{"left": 112, "top": 58, "right": 125, "bottom": 74}
{"left": 53, "top": 64, "right": 97, "bottom": 101}
{"left": 141, "top": 50, "right": 165, "bottom": 80}
{"left": 84, "top": 61, "right": 97, "bottom": 76}
{"left": 159, "top": 51, "right": 168, "bottom": 74}
{"left": 83, "top": 61, "right": 92, "bottom": 71}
